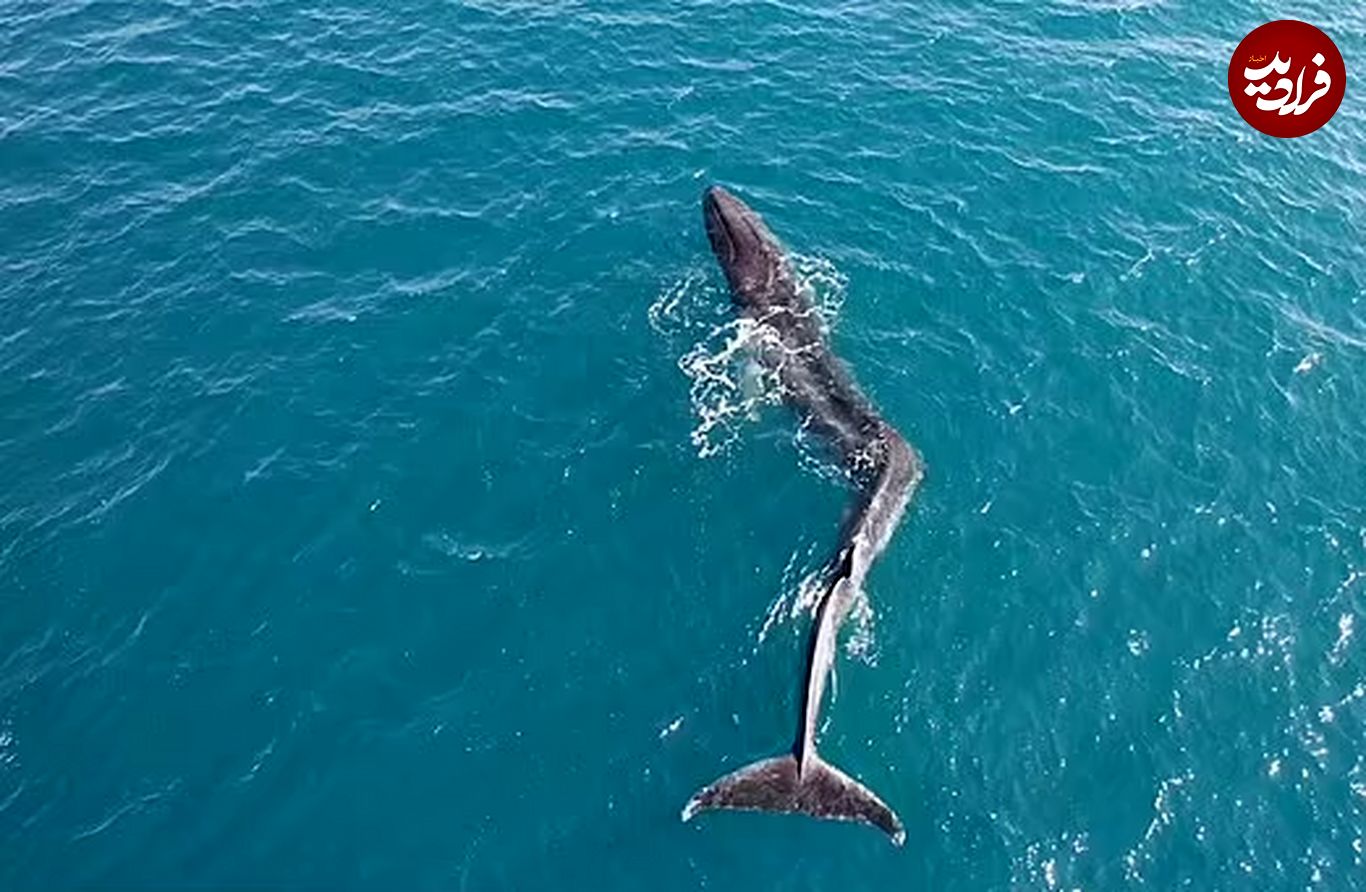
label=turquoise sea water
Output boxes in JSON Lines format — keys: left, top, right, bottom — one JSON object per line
{"left": 3, "top": 1, "right": 1366, "bottom": 887}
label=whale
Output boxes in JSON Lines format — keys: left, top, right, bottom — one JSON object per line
{"left": 681, "top": 186, "right": 924, "bottom": 845}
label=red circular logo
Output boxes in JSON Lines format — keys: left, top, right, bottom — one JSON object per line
{"left": 1229, "top": 20, "right": 1346, "bottom": 138}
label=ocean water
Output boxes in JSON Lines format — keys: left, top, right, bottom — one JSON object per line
{"left": 3, "top": 0, "right": 1366, "bottom": 887}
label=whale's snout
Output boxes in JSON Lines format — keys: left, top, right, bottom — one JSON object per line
{"left": 701, "top": 185, "right": 777, "bottom": 280}
{"left": 701, "top": 185, "right": 739, "bottom": 222}
{"left": 702, "top": 185, "right": 743, "bottom": 264}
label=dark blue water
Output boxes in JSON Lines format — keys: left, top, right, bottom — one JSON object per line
{"left": 3, "top": 1, "right": 1366, "bottom": 888}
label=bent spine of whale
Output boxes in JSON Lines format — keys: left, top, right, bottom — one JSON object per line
{"left": 682, "top": 186, "right": 923, "bottom": 846}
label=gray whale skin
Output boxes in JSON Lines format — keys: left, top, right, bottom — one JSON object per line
{"left": 682, "top": 186, "right": 925, "bottom": 846}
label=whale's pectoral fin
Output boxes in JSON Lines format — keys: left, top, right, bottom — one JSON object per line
{"left": 681, "top": 753, "right": 904, "bottom": 845}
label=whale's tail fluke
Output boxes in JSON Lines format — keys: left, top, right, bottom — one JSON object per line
{"left": 681, "top": 752, "right": 905, "bottom": 845}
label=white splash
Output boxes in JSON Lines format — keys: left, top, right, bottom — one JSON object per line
{"left": 652, "top": 253, "right": 848, "bottom": 459}
{"left": 658, "top": 715, "right": 684, "bottom": 739}
{"left": 0, "top": 721, "right": 16, "bottom": 770}
{"left": 1126, "top": 628, "right": 1150, "bottom": 657}
{"left": 646, "top": 270, "right": 709, "bottom": 337}
{"left": 1294, "top": 352, "right": 1322, "bottom": 375}
{"left": 1330, "top": 613, "right": 1354, "bottom": 664}
{"left": 1124, "top": 771, "right": 1194, "bottom": 881}
{"left": 678, "top": 317, "right": 785, "bottom": 458}
{"left": 843, "top": 586, "right": 879, "bottom": 666}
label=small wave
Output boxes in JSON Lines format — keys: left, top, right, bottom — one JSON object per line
{"left": 0, "top": 720, "right": 17, "bottom": 771}
{"left": 422, "top": 532, "right": 516, "bottom": 562}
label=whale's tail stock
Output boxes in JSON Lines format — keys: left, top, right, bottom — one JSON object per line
{"left": 681, "top": 751, "right": 905, "bottom": 845}
{"left": 680, "top": 543, "right": 907, "bottom": 846}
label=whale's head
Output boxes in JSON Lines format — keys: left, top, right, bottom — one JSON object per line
{"left": 702, "top": 186, "right": 787, "bottom": 308}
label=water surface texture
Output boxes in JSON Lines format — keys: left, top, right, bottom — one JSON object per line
{"left": 3, "top": 1, "right": 1366, "bottom": 888}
